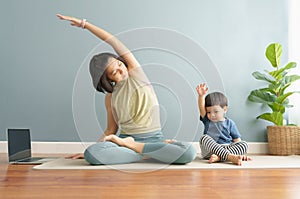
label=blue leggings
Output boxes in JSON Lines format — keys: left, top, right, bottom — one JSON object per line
{"left": 84, "top": 131, "right": 196, "bottom": 165}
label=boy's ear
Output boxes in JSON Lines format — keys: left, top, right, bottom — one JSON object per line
{"left": 223, "top": 106, "right": 228, "bottom": 113}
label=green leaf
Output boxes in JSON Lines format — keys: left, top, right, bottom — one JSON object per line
{"left": 270, "top": 62, "right": 297, "bottom": 79}
{"left": 257, "top": 112, "right": 283, "bottom": 125}
{"left": 283, "top": 62, "right": 297, "bottom": 70}
{"left": 252, "top": 71, "right": 276, "bottom": 83}
{"left": 283, "top": 74, "right": 300, "bottom": 84}
{"left": 265, "top": 43, "right": 282, "bottom": 67}
{"left": 268, "top": 103, "right": 285, "bottom": 113}
{"left": 279, "top": 83, "right": 291, "bottom": 95}
{"left": 278, "top": 75, "right": 300, "bottom": 95}
{"left": 248, "top": 90, "right": 276, "bottom": 104}
{"left": 276, "top": 92, "right": 294, "bottom": 104}
{"left": 258, "top": 87, "right": 276, "bottom": 95}
{"left": 268, "top": 83, "right": 281, "bottom": 94}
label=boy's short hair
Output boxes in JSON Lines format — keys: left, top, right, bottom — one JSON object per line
{"left": 205, "top": 92, "right": 228, "bottom": 108}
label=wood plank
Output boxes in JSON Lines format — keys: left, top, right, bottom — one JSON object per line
{"left": 1, "top": 154, "right": 300, "bottom": 199}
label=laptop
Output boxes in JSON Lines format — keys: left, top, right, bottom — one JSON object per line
{"left": 7, "top": 128, "right": 56, "bottom": 164}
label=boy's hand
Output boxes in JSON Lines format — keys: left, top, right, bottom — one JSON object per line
{"left": 196, "top": 83, "right": 208, "bottom": 96}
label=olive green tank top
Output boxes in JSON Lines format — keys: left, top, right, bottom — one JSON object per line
{"left": 112, "top": 67, "right": 161, "bottom": 135}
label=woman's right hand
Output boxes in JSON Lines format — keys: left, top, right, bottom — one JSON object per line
{"left": 65, "top": 153, "right": 84, "bottom": 159}
{"left": 56, "top": 14, "right": 82, "bottom": 28}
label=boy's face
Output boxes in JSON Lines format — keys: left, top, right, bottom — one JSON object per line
{"left": 206, "top": 105, "right": 227, "bottom": 122}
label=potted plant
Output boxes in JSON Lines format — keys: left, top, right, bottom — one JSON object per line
{"left": 248, "top": 42, "right": 300, "bottom": 155}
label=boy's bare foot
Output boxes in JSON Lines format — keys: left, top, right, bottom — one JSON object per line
{"left": 241, "top": 155, "right": 252, "bottom": 161}
{"left": 227, "top": 155, "right": 252, "bottom": 166}
{"left": 208, "top": 154, "right": 220, "bottom": 163}
{"left": 227, "top": 154, "right": 243, "bottom": 166}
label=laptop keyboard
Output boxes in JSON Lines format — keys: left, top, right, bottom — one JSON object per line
{"left": 18, "top": 157, "right": 42, "bottom": 162}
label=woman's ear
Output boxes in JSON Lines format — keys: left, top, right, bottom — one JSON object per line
{"left": 118, "top": 60, "right": 122, "bottom": 66}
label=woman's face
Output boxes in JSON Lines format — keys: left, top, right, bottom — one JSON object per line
{"left": 105, "top": 58, "right": 128, "bottom": 83}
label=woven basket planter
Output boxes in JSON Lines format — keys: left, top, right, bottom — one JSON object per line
{"left": 267, "top": 126, "right": 300, "bottom": 155}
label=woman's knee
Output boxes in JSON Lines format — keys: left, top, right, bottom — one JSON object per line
{"left": 84, "top": 147, "right": 100, "bottom": 165}
{"left": 84, "top": 142, "right": 143, "bottom": 165}
{"left": 84, "top": 142, "right": 117, "bottom": 165}
{"left": 174, "top": 143, "right": 197, "bottom": 164}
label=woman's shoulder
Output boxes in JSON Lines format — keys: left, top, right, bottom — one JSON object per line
{"left": 129, "top": 66, "right": 150, "bottom": 83}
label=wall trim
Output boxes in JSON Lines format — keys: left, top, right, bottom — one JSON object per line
{"left": 0, "top": 141, "right": 269, "bottom": 154}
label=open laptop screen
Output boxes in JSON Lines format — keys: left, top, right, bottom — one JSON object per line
{"left": 7, "top": 129, "right": 31, "bottom": 162}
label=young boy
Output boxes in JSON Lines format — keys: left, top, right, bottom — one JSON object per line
{"left": 196, "top": 83, "right": 251, "bottom": 165}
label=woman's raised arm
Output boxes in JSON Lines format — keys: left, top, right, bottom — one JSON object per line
{"left": 56, "top": 14, "right": 140, "bottom": 70}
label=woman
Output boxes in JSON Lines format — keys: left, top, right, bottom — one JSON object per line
{"left": 57, "top": 14, "right": 196, "bottom": 165}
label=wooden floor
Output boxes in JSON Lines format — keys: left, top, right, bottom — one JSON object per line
{"left": 1, "top": 154, "right": 300, "bottom": 199}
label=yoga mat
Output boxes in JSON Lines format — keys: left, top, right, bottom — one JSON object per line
{"left": 33, "top": 155, "right": 300, "bottom": 171}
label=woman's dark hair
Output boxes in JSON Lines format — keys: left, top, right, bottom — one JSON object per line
{"left": 205, "top": 92, "right": 228, "bottom": 108}
{"left": 89, "top": 52, "right": 127, "bottom": 93}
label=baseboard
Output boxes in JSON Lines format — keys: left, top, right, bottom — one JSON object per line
{"left": 0, "top": 141, "right": 269, "bottom": 154}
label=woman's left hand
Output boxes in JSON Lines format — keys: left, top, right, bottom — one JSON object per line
{"left": 65, "top": 153, "right": 84, "bottom": 159}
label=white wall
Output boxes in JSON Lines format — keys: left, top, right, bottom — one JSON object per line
{"left": 288, "top": 0, "right": 300, "bottom": 125}
{"left": 0, "top": 0, "right": 289, "bottom": 142}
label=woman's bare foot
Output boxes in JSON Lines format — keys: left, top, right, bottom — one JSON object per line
{"left": 104, "top": 135, "right": 145, "bottom": 154}
{"left": 104, "top": 135, "right": 135, "bottom": 147}
{"left": 208, "top": 154, "right": 220, "bottom": 163}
